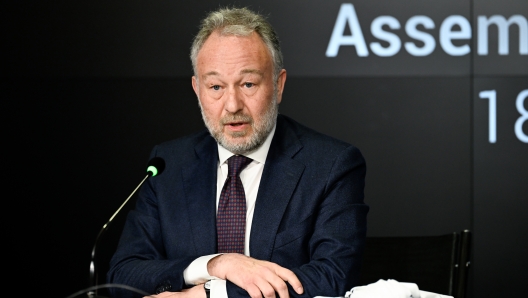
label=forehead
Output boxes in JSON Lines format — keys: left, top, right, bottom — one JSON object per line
{"left": 196, "top": 31, "right": 272, "bottom": 76}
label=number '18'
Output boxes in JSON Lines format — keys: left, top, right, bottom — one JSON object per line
{"left": 479, "top": 89, "right": 528, "bottom": 143}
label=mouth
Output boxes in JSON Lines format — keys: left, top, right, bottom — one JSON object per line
{"left": 225, "top": 121, "right": 248, "bottom": 130}
{"left": 227, "top": 121, "right": 246, "bottom": 127}
{"left": 223, "top": 119, "right": 251, "bottom": 134}
{"left": 221, "top": 114, "right": 252, "bottom": 133}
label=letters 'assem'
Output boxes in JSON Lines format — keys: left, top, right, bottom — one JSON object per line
{"left": 326, "top": 3, "right": 528, "bottom": 57}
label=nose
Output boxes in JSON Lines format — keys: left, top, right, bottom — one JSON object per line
{"left": 224, "top": 86, "right": 244, "bottom": 114}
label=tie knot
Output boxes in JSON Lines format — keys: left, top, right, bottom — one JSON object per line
{"left": 227, "top": 155, "right": 252, "bottom": 177}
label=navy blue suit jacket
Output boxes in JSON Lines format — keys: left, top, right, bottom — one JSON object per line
{"left": 107, "top": 114, "right": 369, "bottom": 297}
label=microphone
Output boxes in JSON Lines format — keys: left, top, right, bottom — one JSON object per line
{"left": 87, "top": 157, "right": 165, "bottom": 298}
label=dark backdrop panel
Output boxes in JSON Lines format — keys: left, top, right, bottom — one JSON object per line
{"left": 473, "top": 77, "right": 528, "bottom": 298}
{"left": 6, "top": 77, "right": 204, "bottom": 298}
{"left": 5, "top": 0, "right": 525, "bottom": 77}
{"left": 280, "top": 77, "right": 472, "bottom": 236}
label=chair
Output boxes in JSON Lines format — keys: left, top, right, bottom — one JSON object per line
{"left": 358, "top": 230, "right": 471, "bottom": 298}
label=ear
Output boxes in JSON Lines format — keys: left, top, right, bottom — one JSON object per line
{"left": 191, "top": 76, "right": 199, "bottom": 96}
{"left": 275, "top": 69, "right": 287, "bottom": 104}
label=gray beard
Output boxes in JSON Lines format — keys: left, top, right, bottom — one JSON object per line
{"left": 199, "top": 94, "right": 279, "bottom": 155}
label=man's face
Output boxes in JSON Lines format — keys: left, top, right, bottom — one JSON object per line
{"left": 192, "top": 30, "right": 286, "bottom": 154}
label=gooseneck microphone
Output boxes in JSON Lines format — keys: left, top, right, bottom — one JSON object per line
{"left": 87, "top": 157, "right": 165, "bottom": 298}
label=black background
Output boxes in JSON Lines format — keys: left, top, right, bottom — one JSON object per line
{"left": 3, "top": 1, "right": 527, "bottom": 297}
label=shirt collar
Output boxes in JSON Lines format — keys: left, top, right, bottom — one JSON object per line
{"left": 218, "top": 124, "right": 276, "bottom": 166}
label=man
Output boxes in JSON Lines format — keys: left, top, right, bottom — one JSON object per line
{"left": 107, "top": 6, "right": 368, "bottom": 298}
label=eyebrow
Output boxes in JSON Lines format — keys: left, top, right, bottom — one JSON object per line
{"left": 240, "top": 69, "right": 263, "bottom": 76}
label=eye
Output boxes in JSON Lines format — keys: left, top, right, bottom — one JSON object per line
{"left": 212, "top": 85, "right": 221, "bottom": 91}
{"left": 244, "top": 82, "right": 254, "bottom": 88}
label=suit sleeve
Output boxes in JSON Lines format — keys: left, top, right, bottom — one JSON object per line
{"left": 293, "top": 145, "right": 368, "bottom": 297}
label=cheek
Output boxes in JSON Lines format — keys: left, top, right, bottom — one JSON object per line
{"left": 199, "top": 99, "right": 223, "bottom": 118}
{"left": 248, "top": 99, "right": 272, "bottom": 120}
{"left": 254, "top": 91, "right": 275, "bottom": 113}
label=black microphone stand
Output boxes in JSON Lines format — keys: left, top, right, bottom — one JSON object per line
{"left": 87, "top": 173, "right": 151, "bottom": 298}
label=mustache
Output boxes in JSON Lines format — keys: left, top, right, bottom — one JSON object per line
{"left": 221, "top": 113, "right": 253, "bottom": 124}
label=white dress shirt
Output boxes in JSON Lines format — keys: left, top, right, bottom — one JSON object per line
{"left": 183, "top": 125, "right": 276, "bottom": 298}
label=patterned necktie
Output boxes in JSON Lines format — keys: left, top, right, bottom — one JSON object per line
{"left": 217, "top": 155, "right": 252, "bottom": 254}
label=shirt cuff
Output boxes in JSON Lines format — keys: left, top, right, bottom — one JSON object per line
{"left": 183, "top": 254, "right": 222, "bottom": 285}
{"left": 210, "top": 279, "right": 228, "bottom": 298}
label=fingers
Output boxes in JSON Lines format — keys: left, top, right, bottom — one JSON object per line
{"left": 245, "top": 281, "right": 273, "bottom": 298}
{"left": 272, "top": 265, "right": 304, "bottom": 295}
{"left": 258, "top": 262, "right": 303, "bottom": 296}
{"left": 256, "top": 267, "right": 290, "bottom": 298}
{"left": 241, "top": 270, "right": 287, "bottom": 298}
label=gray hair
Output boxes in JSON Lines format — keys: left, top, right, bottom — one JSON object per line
{"left": 190, "top": 7, "right": 284, "bottom": 81}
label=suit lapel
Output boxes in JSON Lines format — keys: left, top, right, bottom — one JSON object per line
{"left": 179, "top": 116, "right": 305, "bottom": 257}
{"left": 250, "top": 116, "right": 305, "bottom": 260}
{"left": 181, "top": 135, "right": 219, "bottom": 255}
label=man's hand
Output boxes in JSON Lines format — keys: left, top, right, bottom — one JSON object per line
{"left": 143, "top": 284, "right": 205, "bottom": 298}
{"left": 207, "top": 253, "right": 304, "bottom": 298}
